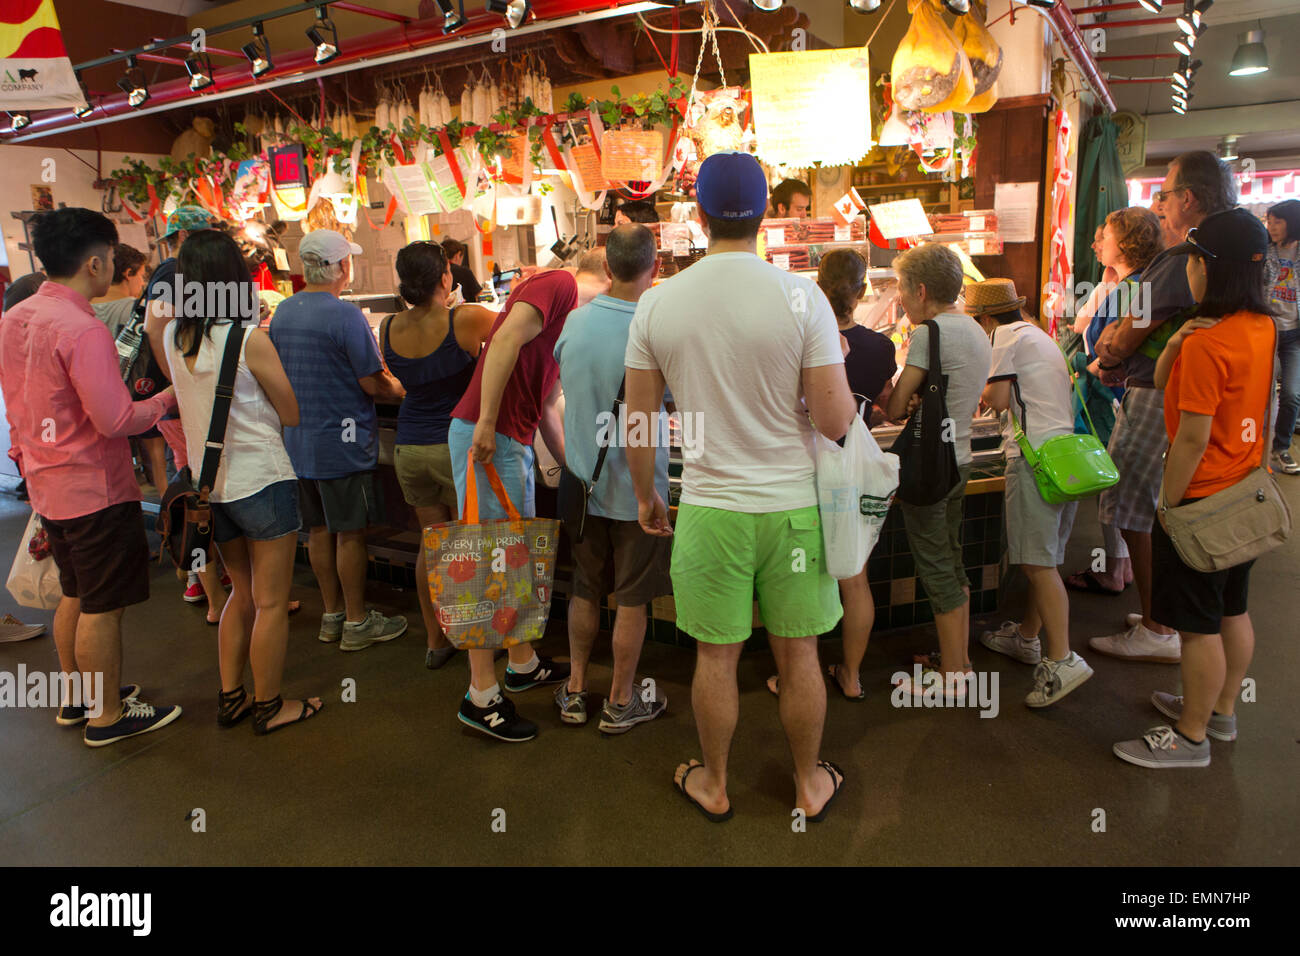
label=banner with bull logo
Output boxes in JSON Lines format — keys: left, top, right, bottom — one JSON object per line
{"left": 1, "top": 0, "right": 84, "bottom": 111}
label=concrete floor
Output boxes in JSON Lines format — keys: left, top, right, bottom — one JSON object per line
{"left": 0, "top": 489, "right": 1296, "bottom": 867}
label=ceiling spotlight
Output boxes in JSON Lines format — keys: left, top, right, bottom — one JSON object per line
{"left": 1176, "top": 0, "right": 1212, "bottom": 36}
{"left": 242, "top": 22, "right": 272, "bottom": 78}
{"left": 1171, "top": 71, "right": 1188, "bottom": 88}
{"left": 1173, "top": 35, "right": 1193, "bottom": 56}
{"left": 1218, "top": 135, "right": 1239, "bottom": 161}
{"left": 185, "top": 50, "right": 214, "bottom": 92}
{"left": 752, "top": 0, "right": 784, "bottom": 9}
{"left": 486, "top": 0, "right": 532, "bottom": 29}
{"left": 74, "top": 76, "right": 94, "bottom": 118}
{"left": 1172, "top": 101, "right": 1187, "bottom": 115}
{"left": 434, "top": 0, "right": 467, "bottom": 33}
{"left": 1229, "top": 28, "right": 1269, "bottom": 76}
{"left": 847, "top": 0, "right": 883, "bottom": 9}
{"left": 1137, "top": 0, "right": 1161, "bottom": 12}
{"left": 943, "top": 0, "right": 971, "bottom": 13}
{"left": 307, "top": 5, "right": 339, "bottom": 64}
{"left": 117, "top": 56, "right": 149, "bottom": 108}
{"left": 8, "top": 111, "right": 32, "bottom": 130}
{"left": 1171, "top": 92, "right": 1187, "bottom": 106}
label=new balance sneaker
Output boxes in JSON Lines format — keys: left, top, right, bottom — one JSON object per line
{"left": 1025, "top": 653, "right": 1093, "bottom": 708}
{"left": 183, "top": 580, "right": 205, "bottom": 603}
{"left": 503, "top": 655, "right": 570, "bottom": 693}
{"left": 979, "top": 621, "right": 1042, "bottom": 664}
{"left": 554, "top": 683, "right": 589, "bottom": 725}
{"left": 1271, "top": 450, "right": 1300, "bottom": 475}
{"left": 1088, "top": 622, "right": 1181, "bottom": 662}
{"left": 598, "top": 689, "right": 667, "bottom": 735}
{"left": 57, "top": 684, "right": 142, "bottom": 726}
{"left": 1151, "top": 691, "right": 1238, "bottom": 741}
{"left": 457, "top": 693, "right": 538, "bottom": 742}
{"left": 340, "top": 610, "right": 408, "bottom": 651}
{"left": 318, "top": 611, "right": 345, "bottom": 643}
{"left": 1113, "top": 724, "right": 1210, "bottom": 768}
{"left": 83, "top": 697, "right": 182, "bottom": 748}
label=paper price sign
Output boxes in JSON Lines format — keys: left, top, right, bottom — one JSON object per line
{"left": 867, "top": 199, "right": 933, "bottom": 241}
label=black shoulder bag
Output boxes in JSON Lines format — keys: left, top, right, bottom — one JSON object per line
{"left": 892, "top": 319, "right": 961, "bottom": 507}
{"left": 157, "top": 323, "right": 250, "bottom": 574}
{"left": 556, "top": 376, "right": 625, "bottom": 544}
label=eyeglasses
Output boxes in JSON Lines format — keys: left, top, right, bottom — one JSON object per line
{"left": 1154, "top": 185, "right": 1190, "bottom": 203}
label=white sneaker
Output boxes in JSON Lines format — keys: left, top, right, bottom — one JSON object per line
{"left": 1089, "top": 622, "right": 1181, "bottom": 663}
{"left": 1025, "top": 652, "right": 1094, "bottom": 707}
{"left": 979, "top": 621, "right": 1042, "bottom": 664}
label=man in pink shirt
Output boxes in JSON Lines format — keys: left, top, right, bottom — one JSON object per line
{"left": 0, "top": 208, "right": 183, "bottom": 747}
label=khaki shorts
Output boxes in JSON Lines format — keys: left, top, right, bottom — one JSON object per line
{"left": 1004, "top": 456, "right": 1078, "bottom": 567}
{"left": 394, "top": 443, "right": 458, "bottom": 509}
{"left": 568, "top": 514, "right": 672, "bottom": 607}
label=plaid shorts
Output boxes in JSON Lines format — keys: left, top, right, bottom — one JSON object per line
{"left": 1098, "top": 386, "right": 1167, "bottom": 533}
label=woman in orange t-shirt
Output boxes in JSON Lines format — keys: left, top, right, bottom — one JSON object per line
{"left": 1114, "top": 208, "right": 1276, "bottom": 770}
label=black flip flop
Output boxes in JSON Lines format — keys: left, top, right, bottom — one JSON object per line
{"left": 675, "top": 762, "right": 733, "bottom": 823}
{"left": 1065, "top": 571, "right": 1124, "bottom": 596}
{"left": 806, "top": 760, "right": 845, "bottom": 824}
{"left": 827, "top": 664, "right": 866, "bottom": 702}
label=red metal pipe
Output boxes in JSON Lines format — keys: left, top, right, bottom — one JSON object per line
{"left": 1097, "top": 52, "right": 1178, "bottom": 60}
{"left": 1089, "top": 16, "right": 1177, "bottom": 27}
{"left": 2, "top": 0, "right": 621, "bottom": 140}
{"left": 1049, "top": 3, "right": 1118, "bottom": 112}
{"left": 331, "top": 2, "right": 413, "bottom": 23}
{"left": 1071, "top": 3, "right": 1143, "bottom": 13}
{"left": 1109, "top": 77, "right": 1173, "bottom": 82}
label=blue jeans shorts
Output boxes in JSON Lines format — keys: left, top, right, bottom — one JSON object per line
{"left": 447, "top": 418, "right": 536, "bottom": 520}
{"left": 212, "top": 479, "right": 303, "bottom": 543}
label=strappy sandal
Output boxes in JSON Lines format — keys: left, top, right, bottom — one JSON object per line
{"left": 252, "top": 694, "right": 323, "bottom": 736}
{"left": 217, "top": 686, "right": 252, "bottom": 728}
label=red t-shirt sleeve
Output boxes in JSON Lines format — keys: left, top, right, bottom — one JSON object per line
{"left": 1175, "top": 335, "right": 1228, "bottom": 417}
{"left": 512, "top": 270, "right": 577, "bottom": 330}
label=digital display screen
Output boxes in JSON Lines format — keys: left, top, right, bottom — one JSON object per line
{"left": 268, "top": 144, "right": 308, "bottom": 189}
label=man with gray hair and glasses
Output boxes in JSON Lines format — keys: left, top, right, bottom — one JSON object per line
{"left": 271, "top": 229, "right": 407, "bottom": 651}
{"left": 1091, "top": 150, "right": 1238, "bottom": 664}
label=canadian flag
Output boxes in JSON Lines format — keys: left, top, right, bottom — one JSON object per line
{"left": 831, "top": 187, "right": 866, "bottom": 228}
{"left": 0, "top": 0, "right": 83, "bottom": 111}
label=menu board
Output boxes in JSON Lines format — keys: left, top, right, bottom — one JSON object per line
{"left": 569, "top": 143, "right": 608, "bottom": 191}
{"left": 749, "top": 49, "right": 872, "bottom": 168}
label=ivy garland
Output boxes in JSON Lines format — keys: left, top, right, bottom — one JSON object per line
{"left": 108, "top": 78, "right": 688, "bottom": 212}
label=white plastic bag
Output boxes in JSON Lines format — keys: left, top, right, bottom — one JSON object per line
{"left": 815, "top": 411, "right": 900, "bottom": 579}
{"left": 6, "top": 511, "right": 63, "bottom": 610}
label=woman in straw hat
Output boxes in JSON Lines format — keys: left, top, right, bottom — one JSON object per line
{"left": 967, "top": 279, "right": 1094, "bottom": 707}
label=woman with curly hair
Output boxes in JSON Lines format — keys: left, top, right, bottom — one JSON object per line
{"left": 1063, "top": 206, "right": 1163, "bottom": 598}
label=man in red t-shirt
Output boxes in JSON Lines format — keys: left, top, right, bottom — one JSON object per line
{"left": 447, "top": 251, "right": 609, "bottom": 742}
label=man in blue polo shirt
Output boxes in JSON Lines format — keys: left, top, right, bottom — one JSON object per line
{"left": 552, "top": 224, "right": 672, "bottom": 735}
{"left": 270, "top": 229, "right": 407, "bottom": 650}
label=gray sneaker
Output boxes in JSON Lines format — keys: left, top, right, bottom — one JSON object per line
{"left": 340, "top": 610, "right": 408, "bottom": 651}
{"left": 318, "top": 611, "right": 345, "bottom": 644}
{"left": 1151, "top": 691, "right": 1237, "bottom": 741}
{"left": 554, "top": 683, "right": 589, "bottom": 725}
{"left": 1025, "top": 652, "right": 1093, "bottom": 707}
{"left": 598, "top": 687, "right": 667, "bottom": 735}
{"left": 1114, "top": 724, "right": 1210, "bottom": 768}
{"left": 1273, "top": 450, "right": 1300, "bottom": 475}
{"left": 980, "top": 621, "right": 1041, "bottom": 664}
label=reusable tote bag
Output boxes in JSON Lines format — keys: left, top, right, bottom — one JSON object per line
{"left": 6, "top": 511, "right": 62, "bottom": 610}
{"left": 892, "top": 320, "right": 961, "bottom": 506}
{"left": 815, "top": 402, "right": 900, "bottom": 579}
{"left": 423, "top": 452, "right": 560, "bottom": 650}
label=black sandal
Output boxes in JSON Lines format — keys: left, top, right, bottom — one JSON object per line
{"left": 217, "top": 686, "right": 251, "bottom": 728}
{"left": 252, "top": 694, "right": 323, "bottom": 736}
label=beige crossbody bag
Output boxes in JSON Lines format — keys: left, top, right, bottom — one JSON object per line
{"left": 1158, "top": 334, "right": 1292, "bottom": 573}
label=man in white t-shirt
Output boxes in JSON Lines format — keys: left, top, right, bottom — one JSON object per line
{"left": 967, "top": 279, "right": 1094, "bottom": 708}
{"left": 624, "top": 151, "right": 857, "bottom": 823}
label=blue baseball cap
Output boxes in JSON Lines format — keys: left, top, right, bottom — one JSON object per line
{"left": 695, "top": 151, "right": 768, "bottom": 220}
